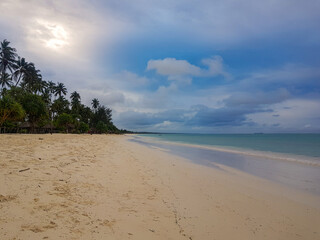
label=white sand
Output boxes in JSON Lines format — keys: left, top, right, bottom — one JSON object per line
{"left": 0, "top": 134, "right": 319, "bottom": 239}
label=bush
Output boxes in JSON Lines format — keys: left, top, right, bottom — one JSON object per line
{"left": 55, "top": 113, "right": 73, "bottom": 133}
{"left": 96, "top": 121, "right": 108, "bottom": 133}
{"left": 79, "top": 121, "right": 89, "bottom": 133}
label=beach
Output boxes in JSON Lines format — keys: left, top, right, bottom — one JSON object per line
{"left": 1, "top": 134, "right": 320, "bottom": 240}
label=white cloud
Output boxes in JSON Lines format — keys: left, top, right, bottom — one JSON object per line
{"left": 1, "top": 0, "right": 319, "bottom": 133}
{"left": 114, "top": 71, "right": 149, "bottom": 87}
{"left": 247, "top": 98, "right": 320, "bottom": 132}
{"left": 146, "top": 56, "right": 229, "bottom": 83}
{"left": 201, "top": 56, "right": 230, "bottom": 79}
{"left": 147, "top": 58, "right": 201, "bottom": 76}
{"left": 0, "top": 0, "right": 131, "bottom": 82}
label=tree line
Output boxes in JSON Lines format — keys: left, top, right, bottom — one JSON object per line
{"left": 0, "top": 39, "right": 127, "bottom": 134}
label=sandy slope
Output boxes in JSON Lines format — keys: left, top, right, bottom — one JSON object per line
{"left": 0, "top": 134, "right": 319, "bottom": 240}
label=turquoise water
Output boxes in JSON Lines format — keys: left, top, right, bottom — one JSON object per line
{"left": 140, "top": 134, "right": 320, "bottom": 159}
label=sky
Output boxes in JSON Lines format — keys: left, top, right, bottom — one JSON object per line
{"left": 0, "top": 0, "right": 320, "bottom": 133}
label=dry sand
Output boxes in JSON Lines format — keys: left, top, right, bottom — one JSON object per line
{"left": 0, "top": 134, "right": 319, "bottom": 240}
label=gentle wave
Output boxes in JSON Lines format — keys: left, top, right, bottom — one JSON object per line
{"left": 136, "top": 135, "right": 320, "bottom": 167}
{"left": 140, "top": 133, "right": 320, "bottom": 158}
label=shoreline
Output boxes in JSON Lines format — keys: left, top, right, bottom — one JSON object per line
{"left": 131, "top": 135, "right": 320, "bottom": 196}
{"left": 1, "top": 134, "right": 320, "bottom": 239}
{"left": 134, "top": 135, "right": 320, "bottom": 166}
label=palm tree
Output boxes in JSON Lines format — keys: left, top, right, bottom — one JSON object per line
{"left": 71, "top": 91, "right": 81, "bottom": 105}
{"left": 54, "top": 82, "right": 67, "bottom": 98}
{"left": 20, "top": 64, "right": 42, "bottom": 93}
{"left": 91, "top": 98, "right": 100, "bottom": 111}
{"left": 33, "top": 79, "right": 48, "bottom": 95}
{"left": 70, "top": 91, "right": 81, "bottom": 117}
{"left": 12, "top": 57, "right": 33, "bottom": 87}
{"left": 70, "top": 91, "right": 81, "bottom": 112}
{"left": 46, "top": 80, "right": 56, "bottom": 105}
{"left": 0, "top": 72, "right": 12, "bottom": 90}
{"left": 43, "top": 81, "right": 56, "bottom": 126}
{"left": 0, "top": 39, "right": 17, "bottom": 75}
{"left": 51, "top": 96, "right": 70, "bottom": 116}
{"left": 47, "top": 81, "right": 56, "bottom": 94}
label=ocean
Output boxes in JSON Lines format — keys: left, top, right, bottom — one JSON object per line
{"left": 139, "top": 133, "right": 320, "bottom": 159}
{"left": 133, "top": 134, "right": 320, "bottom": 195}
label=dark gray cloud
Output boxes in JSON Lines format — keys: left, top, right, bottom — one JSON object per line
{"left": 115, "top": 85, "right": 296, "bottom": 131}
{"left": 1, "top": 0, "right": 320, "bottom": 133}
{"left": 187, "top": 105, "right": 253, "bottom": 127}
{"left": 116, "top": 104, "right": 267, "bottom": 130}
{"left": 223, "top": 89, "right": 291, "bottom": 108}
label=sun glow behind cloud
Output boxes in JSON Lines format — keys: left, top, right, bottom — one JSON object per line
{"left": 1, "top": 0, "right": 319, "bottom": 133}
{"left": 35, "top": 20, "right": 69, "bottom": 50}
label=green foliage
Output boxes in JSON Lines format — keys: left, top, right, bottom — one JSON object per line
{"left": 95, "top": 121, "right": 108, "bottom": 133}
{"left": 0, "top": 95, "right": 25, "bottom": 126}
{"left": 21, "top": 94, "right": 47, "bottom": 130}
{"left": 78, "top": 105, "right": 92, "bottom": 124}
{"left": 0, "top": 72, "right": 12, "bottom": 89}
{"left": 5, "top": 86, "right": 26, "bottom": 102}
{"left": 91, "top": 98, "right": 99, "bottom": 110}
{"left": 54, "top": 82, "right": 67, "bottom": 97}
{"left": 0, "top": 39, "right": 17, "bottom": 75}
{"left": 0, "top": 39, "right": 125, "bottom": 134}
{"left": 79, "top": 121, "right": 89, "bottom": 133}
{"left": 52, "top": 96, "right": 70, "bottom": 116}
{"left": 55, "top": 113, "right": 73, "bottom": 133}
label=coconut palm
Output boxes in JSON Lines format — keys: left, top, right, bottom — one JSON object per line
{"left": 47, "top": 81, "right": 56, "bottom": 94}
{"left": 91, "top": 98, "right": 100, "bottom": 111}
{"left": 12, "top": 57, "right": 34, "bottom": 87}
{"left": 0, "top": 39, "right": 17, "bottom": 75}
{"left": 70, "top": 91, "right": 81, "bottom": 113}
{"left": 54, "top": 82, "right": 67, "bottom": 98}
{"left": 33, "top": 79, "right": 48, "bottom": 95}
{"left": 45, "top": 80, "right": 56, "bottom": 104}
{"left": 71, "top": 91, "right": 81, "bottom": 105}
{"left": 0, "top": 38, "right": 121, "bottom": 134}
{"left": 51, "top": 96, "right": 70, "bottom": 116}
{"left": 0, "top": 72, "right": 12, "bottom": 89}
{"left": 20, "top": 64, "right": 42, "bottom": 93}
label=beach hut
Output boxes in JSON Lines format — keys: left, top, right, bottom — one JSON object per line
{"left": 19, "top": 122, "right": 32, "bottom": 133}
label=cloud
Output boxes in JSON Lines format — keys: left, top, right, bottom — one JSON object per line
{"left": 1, "top": 0, "right": 319, "bottom": 133}
{"left": 116, "top": 95, "right": 320, "bottom": 133}
{"left": 186, "top": 105, "right": 253, "bottom": 127}
{"left": 238, "top": 64, "right": 320, "bottom": 93}
{"left": 141, "top": 83, "right": 178, "bottom": 108}
{"left": 0, "top": 0, "right": 131, "bottom": 87}
{"left": 224, "top": 89, "right": 291, "bottom": 108}
{"left": 114, "top": 59, "right": 320, "bottom": 132}
{"left": 79, "top": 89, "right": 125, "bottom": 107}
{"left": 117, "top": 71, "right": 149, "bottom": 85}
{"left": 247, "top": 98, "right": 320, "bottom": 132}
{"left": 201, "top": 56, "right": 230, "bottom": 78}
{"left": 146, "top": 56, "right": 229, "bottom": 83}
{"left": 147, "top": 58, "right": 201, "bottom": 76}
{"left": 115, "top": 102, "right": 261, "bottom": 131}
{"left": 95, "top": 0, "right": 320, "bottom": 46}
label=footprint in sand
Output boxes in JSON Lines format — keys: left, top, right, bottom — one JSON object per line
{"left": 21, "top": 221, "right": 57, "bottom": 233}
{"left": 98, "top": 219, "right": 116, "bottom": 233}
{"left": 0, "top": 194, "right": 16, "bottom": 202}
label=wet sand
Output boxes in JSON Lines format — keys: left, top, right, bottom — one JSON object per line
{"left": 131, "top": 136, "right": 320, "bottom": 196}
{"left": 0, "top": 134, "right": 320, "bottom": 239}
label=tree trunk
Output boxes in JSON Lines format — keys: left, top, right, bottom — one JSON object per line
{"left": 15, "top": 74, "right": 22, "bottom": 87}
